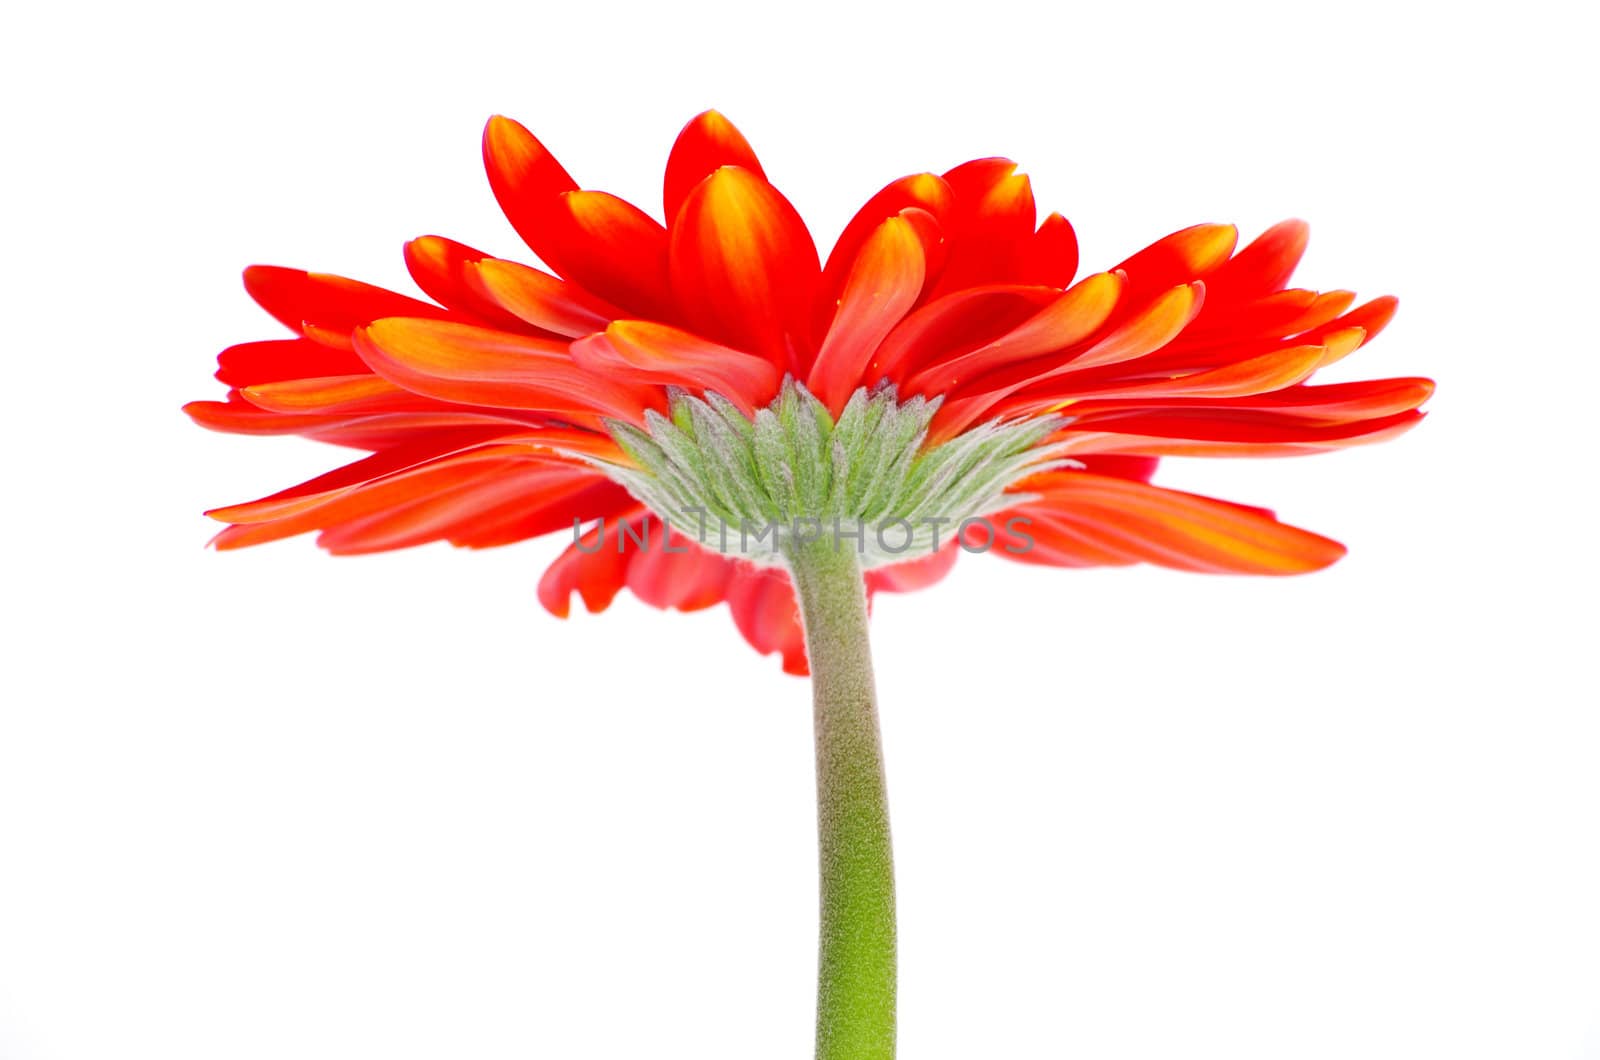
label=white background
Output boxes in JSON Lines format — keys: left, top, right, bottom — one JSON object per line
{"left": 2, "top": 1, "right": 1596, "bottom": 1057}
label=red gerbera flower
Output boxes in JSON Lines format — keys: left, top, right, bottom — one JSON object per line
{"left": 187, "top": 110, "right": 1429, "bottom": 675}
{"left": 188, "top": 110, "right": 1430, "bottom": 1059}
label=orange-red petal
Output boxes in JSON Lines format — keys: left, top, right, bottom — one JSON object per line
{"left": 569, "top": 320, "right": 782, "bottom": 414}
{"left": 354, "top": 317, "right": 656, "bottom": 423}
{"left": 482, "top": 115, "right": 579, "bottom": 256}
{"left": 818, "top": 172, "right": 954, "bottom": 327}
{"left": 663, "top": 110, "right": 767, "bottom": 224}
{"left": 669, "top": 166, "right": 821, "bottom": 370}
{"left": 807, "top": 213, "right": 929, "bottom": 413}
{"left": 468, "top": 256, "right": 626, "bottom": 336}
{"left": 1017, "top": 212, "right": 1080, "bottom": 289}
{"left": 243, "top": 266, "right": 446, "bottom": 339}
{"left": 904, "top": 271, "right": 1122, "bottom": 396}
{"left": 1004, "top": 472, "right": 1346, "bottom": 575}
{"left": 215, "top": 338, "right": 369, "bottom": 387}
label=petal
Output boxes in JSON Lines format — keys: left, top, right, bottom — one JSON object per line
{"left": 903, "top": 271, "right": 1122, "bottom": 396}
{"left": 1105, "top": 343, "right": 1327, "bottom": 400}
{"left": 1300, "top": 296, "right": 1398, "bottom": 347}
{"left": 663, "top": 110, "right": 766, "bottom": 224}
{"left": 444, "top": 478, "right": 635, "bottom": 551}
{"left": 1059, "top": 281, "right": 1203, "bottom": 371}
{"left": 404, "top": 236, "right": 553, "bottom": 332}
{"left": 1008, "top": 472, "right": 1346, "bottom": 575}
{"left": 538, "top": 508, "right": 649, "bottom": 617}
{"left": 1112, "top": 223, "right": 1238, "bottom": 306}
{"left": 930, "top": 158, "right": 1037, "bottom": 294}
{"left": 669, "top": 166, "right": 822, "bottom": 370}
{"left": 806, "top": 213, "right": 929, "bottom": 413}
{"left": 469, "top": 256, "right": 627, "bottom": 336}
{"left": 542, "top": 190, "right": 674, "bottom": 318}
{"left": 184, "top": 394, "right": 359, "bottom": 436}
{"left": 1051, "top": 409, "right": 1427, "bottom": 458}
{"left": 929, "top": 283, "right": 1203, "bottom": 439}
{"left": 982, "top": 507, "right": 1144, "bottom": 568}
{"left": 725, "top": 566, "right": 809, "bottom": 675}
{"left": 238, "top": 374, "right": 445, "bottom": 415}
{"left": 1018, "top": 212, "right": 1079, "bottom": 289}
{"left": 316, "top": 467, "right": 624, "bottom": 555}
{"left": 569, "top": 320, "right": 782, "bottom": 414}
{"left": 1068, "top": 376, "right": 1436, "bottom": 423}
{"left": 625, "top": 525, "right": 736, "bottom": 612}
{"left": 243, "top": 266, "right": 445, "bottom": 339}
{"left": 210, "top": 446, "right": 586, "bottom": 550}
{"left": 208, "top": 430, "right": 540, "bottom": 523}
{"left": 1202, "top": 219, "right": 1310, "bottom": 304}
{"left": 303, "top": 415, "right": 556, "bottom": 450}
{"left": 868, "top": 284, "right": 1060, "bottom": 386}
{"left": 819, "top": 172, "right": 954, "bottom": 325}
{"left": 215, "top": 337, "right": 368, "bottom": 386}
{"left": 865, "top": 543, "right": 959, "bottom": 594}
{"left": 354, "top": 317, "right": 657, "bottom": 423}
{"left": 482, "top": 114, "right": 580, "bottom": 258}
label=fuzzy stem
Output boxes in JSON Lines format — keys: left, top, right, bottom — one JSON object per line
{"left": 786, "top": 539, "right": 895, "bottom": 1060}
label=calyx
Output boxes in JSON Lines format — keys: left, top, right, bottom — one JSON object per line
{"left": 593, "top": 380, "right": 1066, "bottom": 568}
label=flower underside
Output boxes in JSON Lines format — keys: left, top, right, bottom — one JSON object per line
{"left": 186, "top": 108, "right": 1432, "bottom": 673}
{"left": 598, "top": 381, "right": 1062, "bottom": 568}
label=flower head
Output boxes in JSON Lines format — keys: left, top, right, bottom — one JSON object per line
{"left": 188, "top": 110, "right": 1430, "bottom": 674}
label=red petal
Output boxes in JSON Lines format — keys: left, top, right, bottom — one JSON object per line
{"left": 725, "top": 566, "right": 809, "bottom": 675}
{"left": 210, "top": 446, "right": 593, "bottom": 551}
{"left": 868, "top": 284, "right": 1060, "bottom": 387}
{"left": 663, "top": 110, "right": 766, "bottom": 225}
{"left": 1112, "top": 224, "right": 1238, "bottom": 307}
{"left": 208, "top": 430, "right": 532, "bottom": 523}
{"left": 404, "top": 236, "right": 552, "bottom": 332}
{"left": 482, "top": 115, "right": 579, "bottom": 261}
{"left": 1300, "top": 296, "right": 1399, "bottom": 347}
{"left": 1068, "top": 376, "right": 1436, "bottom": 423}
{"left": 354, "top": 317, "right": 656, "bottom": 424}
{"left": 904, "top": 271, "right": 1121, "bottom": 396}
{"left": 469, "top": 256, "right": 627, "bottom": 337}
{"left": 625, "top": 525, "right": 736, "bottom": 612}
{"left": 1018, "top": 212, "right": 1079, "bottom": 289}
{"left": 928, "top": 156, "right": 1036, "bottom": 294}
{"left": 807, "top": 213, "right": 929, "bottom": 413}
{"left": 543, "top": 190, "right": 673, "bottom": 318}
{"left": 537, "top": 509, "right": 650, "bottom": 617}
{"left": 929, "top": 158, "right": 1037, "bottom": 295}
{"left": 569, "top": 320, "right": 782, "bottom": 415}
{"left": 669, "top": 166, "right": 821, "bottom": 371}
{"left": 315, "top": 467, "right": 621, "bottom": 555}
{"left": 1006, "top": 472, "right": 1346, "bottom": 575}
{"left": 1202, "top": 220, "right": 1309, "bottom": 304}
{"left": 982, "top": 507, "right": 1143, "bottom": 568}
{"left": 1052, "top": 409, "right": 1427, "bottom": 458}
{"left": 819, "top": 172, "right": 954, "bottom": 327}
{"left": 243, "top": 266, "right": 446, "bottom": 338}
{"left": 865, "top": 544, "right": 959, "bottom": 594}
{"left": 215, "top": 338, "right": 369, "bottom": 386}
{"left": 238, "top": 374, "right": 445, "bottom": 415}
{"left": 185, "top": 394, "right": 352, "bottom": 436}
{"left": 929, "top": 282, "right": 1203, "bottom": 438}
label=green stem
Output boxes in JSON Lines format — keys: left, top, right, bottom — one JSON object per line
{"left": 785, "top": 539, "right": 895, "bottom": 1060}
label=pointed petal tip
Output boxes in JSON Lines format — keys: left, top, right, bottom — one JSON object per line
{"left": 482, "top": 113, "right": 517, "bottom": 142}
{"left": 241, "top": 263, "right": 298, "bottom": 292}
{"left": 691, "top": 107, "right": 733, "bottom": 128}
{"left": 1270, "top": 218, "right": 1311, "bottom": 240}
{"left": 1209, "top": 222, "right": 1240, "bottom": 252}
{"left": 1298, "top": 535, "right": 1348, "bottom": 573}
